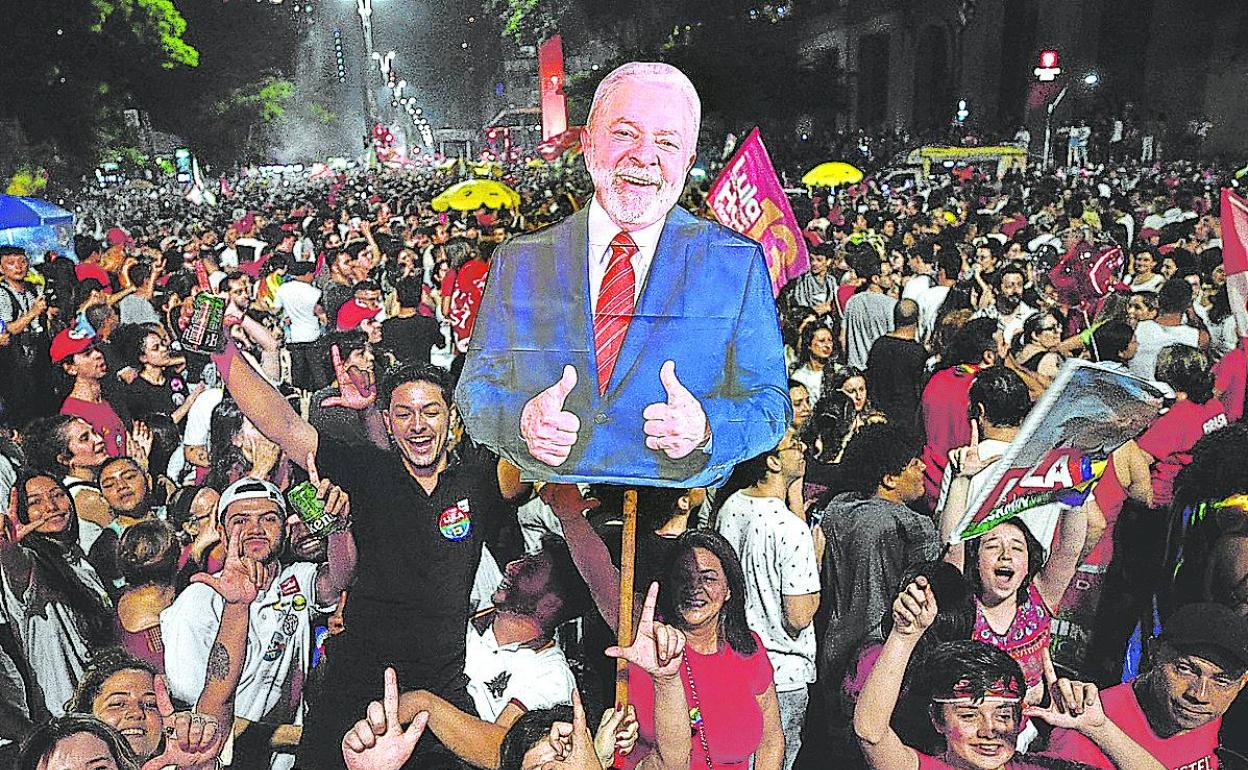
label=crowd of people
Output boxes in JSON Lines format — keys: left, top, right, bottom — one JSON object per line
{"left": 2, "top": 60, "right": 1248, "bottom": 770}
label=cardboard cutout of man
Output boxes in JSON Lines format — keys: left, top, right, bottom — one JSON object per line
{"left": 457, "top": 62, "right": 790, "bottom": 487}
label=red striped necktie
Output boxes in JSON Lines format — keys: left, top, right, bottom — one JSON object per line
{"left": 593, "top": 231, "right": 638, "bottom": 395}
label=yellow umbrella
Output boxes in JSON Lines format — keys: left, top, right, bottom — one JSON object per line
{"left": 431, "top": 179, "right": 521, "bottom": 212}
{"left": 801, "top": 161, "right": 864, "bottom": 187}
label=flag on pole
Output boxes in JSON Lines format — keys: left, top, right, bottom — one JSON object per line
{"left": 949, "top": 360, "right": 1167, "bottom": 545}
{"left": 1220, "top": 188, "right": 1248, "bottom": 342}
{"left": 707, "top": 128, "right": 809, "bottom": 297}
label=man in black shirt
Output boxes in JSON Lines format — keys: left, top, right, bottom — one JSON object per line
{"left": 865, "top": 299, "right": 927, "bottom": 431}
{"left": 379, "top": 278, "right": 442, "bottom": 368}
{"left": 211, "top": 335, "right": 522, "bottom": 770}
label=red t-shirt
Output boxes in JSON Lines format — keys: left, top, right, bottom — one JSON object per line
{"left": 1137, "top": 399, "right": 1229, "bottom": 508}
{"left": 75, "top": 262, "right": 113, "bottom": 291}
{"left": 921, "top": 365, "right": 981, "bottom": 510}
{"left": 449, "top": 258, "right": 490, "bottom": 354}
{"left": 1214, "top": 345, "right": 1245, "bottom": 423}
{"left": 1087, "top": 455, "right": 1127, "bottom": 568}
{"left": 60, "top": 396, "right": 126, "bottom": 457}
{"left": 1046, "top": 681, "right": 1221, "bottom": 770}
{"left": 626, "top": 632, "right": 773, "bottom": 770}
{"left": 836, "top": 283, "right": 859, "bottom": 315}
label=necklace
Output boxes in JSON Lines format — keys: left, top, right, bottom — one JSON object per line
{"left": 683, "top": 652, "right": 714, "bottom": 770}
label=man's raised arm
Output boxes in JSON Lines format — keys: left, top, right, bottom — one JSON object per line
{"left": 212, "top": 339, "right": 318, "bottom": 470}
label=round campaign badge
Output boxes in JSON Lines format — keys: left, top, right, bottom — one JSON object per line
{"left": 438, "top": 504, "right": 472, "bottom": 541}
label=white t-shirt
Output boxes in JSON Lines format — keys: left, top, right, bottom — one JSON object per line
{"left": 915, "top": 284, "right": 950, "bottom": 345}
{"left": 463, "top": 610, "right": 575, "bottom": 722}
{"left": 182, "top": 387, "right": 224, "bottom": 451}
{"left": 935, "top": 438, "right": 1061, "bottom": 552}
{"left": 273, "top": 280, "right": 323, "bottom": 344}
{"left": 1129, "top": 320, "right": 1199, "bottom": 381}
{"left": 161, "top": 561, "right": 328, "bottom": 770}
{"left": 715, "top": 491, "right": 820, "bottom": 691}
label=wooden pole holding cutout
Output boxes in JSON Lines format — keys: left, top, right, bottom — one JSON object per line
{"left": 615, "top": 488, "right": 638, "bottom": 710}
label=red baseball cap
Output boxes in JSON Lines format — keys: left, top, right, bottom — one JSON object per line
{"left": 50, "top": 328, "right": 97, "bottom": 363}
{"left": 336, "top": 298, "right": 381, "bottom": 331}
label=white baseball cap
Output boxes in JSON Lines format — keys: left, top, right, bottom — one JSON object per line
{"left": 218, "top": 478, "right": 287, "bottom": 517}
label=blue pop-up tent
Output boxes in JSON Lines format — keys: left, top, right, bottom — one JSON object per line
{"left": 0, "top": 194, "right": 75, "bottom": 263}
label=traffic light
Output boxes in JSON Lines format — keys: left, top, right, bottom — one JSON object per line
{"left": 1035, "top": 49, "right": 1061, "bottom": 81}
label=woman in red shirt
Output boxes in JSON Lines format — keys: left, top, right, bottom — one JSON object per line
{"left": 627, "top": 530, "right": 782, "bottom": 770}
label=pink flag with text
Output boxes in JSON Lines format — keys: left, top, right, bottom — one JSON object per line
{"left": 1221, "top": 188, "right": 1248, "bottom": 342}
{"left": 708, "top": 128, "right": 809, "bottom": 297}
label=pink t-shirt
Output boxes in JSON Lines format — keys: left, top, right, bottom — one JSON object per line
{"left": 921, "top": 365, "right": 981, "bottom": 510}
{"left": 626, "top": 632, "right": 773, "bottom": 770}
{"left": 1137, "top": 399, "right": 1228, "bottom": 508}
{"left": 60, "top": 396, "right": 126, "bottom": 457}
{"left": 1214, "top": 345, "right": 1245, "bottom": 424}
{"left": 1046, "top": 681, "right": 1221, "bottom": 770}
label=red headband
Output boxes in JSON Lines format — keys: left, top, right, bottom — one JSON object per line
{"left": 932, "top": 676, "right": 1023, "bottom": 704}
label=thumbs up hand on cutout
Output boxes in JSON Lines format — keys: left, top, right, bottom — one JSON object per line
{"left": 521, "top": 365, "right": 581, "bottom": 466}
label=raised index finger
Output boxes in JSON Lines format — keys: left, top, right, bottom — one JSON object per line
{"left": 330, "top": 344, "right": 349, "bottom": 385}
{"left": 383, "top": 667, "right": 400, "bottom": 727}
{"left": 639, "top": 582, "right": 660, "bottom": 633}
{"left": 154, "top": 674, "right": 175, "bottom": 719}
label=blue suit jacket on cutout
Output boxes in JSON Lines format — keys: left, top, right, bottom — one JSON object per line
{"left": 455, "top": 205, "right": 791, "bottom": 487}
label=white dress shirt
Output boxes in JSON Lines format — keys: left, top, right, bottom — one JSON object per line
{"left": 586, "top": 199, "right": 666, "bottom": 310}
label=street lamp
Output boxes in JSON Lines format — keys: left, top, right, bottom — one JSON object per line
{"left": 351, "top": 0, "right": 379, "bottom": 137}
{"left": 1041, "top": 71, "right": 1100, "bottom": 170}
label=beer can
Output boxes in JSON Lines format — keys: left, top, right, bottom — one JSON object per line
{"left": 181, "top": 292, "right": 227, "bottom": 354}
{"left": 287, "top": 481, "right": 338, "bottom": 536}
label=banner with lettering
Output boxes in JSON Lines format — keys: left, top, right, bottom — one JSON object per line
{"left": 950, "top": 360, "right": 1168, "bottom": 544}
{"left": 708, "top": 128, "right": 809, "bottom": 297}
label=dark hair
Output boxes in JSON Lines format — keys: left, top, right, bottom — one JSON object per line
{"left": 14, "top": 471, "right": 115, "bottom": 648}
{"left": 994, "top": 262, "right": 1027, "bottom": 290}
{"left": 1091, "top": 319, "right": 1135, "bottom": 363}
{"left": 798, "top": 321, "right": 837, "bottom": 365}
{"left": 444, "top": 237, "right": 480, "bottom": 270}
{"left": 352, "top": 279, "right": 380, "bottom": 294}
{"left": 117, "top": 519, "right": 180, "bottom": 587}
{"left": 1155, "top": 344, "right": 1214, "bottom": 404}
{"left": 128, "top": 261, "right": 153, "bottom": 288}
{"left": 1159, "top": 276, "right": 1194, "bottom": 314}
{"left": 880, "top": 561, "right": 976, "bottom": 642}
{"left": 964, "top": 519, "right": 1046, "bottom": 604}
{"left": 910, "top": 640, "right": 1025, "bottom": 726}
{"left": 499, "top": 705, "right": 574, "bottom": 770}
{"left": 538, "top": 534, "right": 593, "bottom": 631}
{"left": 223, "top": 271, "right": 249, "bottom": 290}
{"left": 17, "top": 714, "right": 141, "bottom": 770}
{"left": 806, "top": 390, "right": 857, "bottom": 463}
{"left": 166, "top": 485, "right": 216, "bottom": 545}
{"left": 66, "top": 647, "right": 158, "bottom": 714}
{"left": 73, "top": 236, "right": 102, "bottom": 263}
{"left": 204, "top": 397, "right": 248, "bottom": 492}
{"left": 377, "top": 362, "right": 454, "bottom": 412}
{"left": 22, "top": 414, "right": 80, "bottom": 474}
{"left": 968, "top": 367, "right": 1030, "bottom": 428}
{"left": 112, "top": 323, "right": 162, "bottom": 369}
{"left": 941, "top": 317, "right": 999, "bottom": 368}
{"left": 395, "top": 277, "right": 423, "bottom": 309}
{"left": 839, "top": 423, "right": 921, "bottom": 495}
{"left": 936, "top": 249, "right": 962, "bottom": 282}
{"left": 1208, "top": 284, "right": 1232, "bottom": 326}
{"left": 136, "top": 412, "right": 179, "bottom": 488}
{"left": 320, "top": 329, "right": 369, "bottom": 374}
{"left": 659, "top": 530, "right": 758, "bottom": 656}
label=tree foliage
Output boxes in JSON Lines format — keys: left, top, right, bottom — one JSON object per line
{"left": 2, "top": 0, "right": 198, "bottom": 176}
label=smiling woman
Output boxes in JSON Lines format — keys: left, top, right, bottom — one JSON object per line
{"left": 0, "top": 472, "right": 115, "bottom": 720}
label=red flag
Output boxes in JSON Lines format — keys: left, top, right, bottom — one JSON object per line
{"left": 707, "top": 128, "right": 809, "bottom": 297}
{"left": 1220, "top": 188, "right": 1248, "bottom": 341}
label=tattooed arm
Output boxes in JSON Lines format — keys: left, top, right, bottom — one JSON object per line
{"left": 189, "top": 525, "right": 263, "bottom": 732}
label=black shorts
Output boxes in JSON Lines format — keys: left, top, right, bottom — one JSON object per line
{"left": 288, "top": 341, "right": 330, "bottom": 392}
